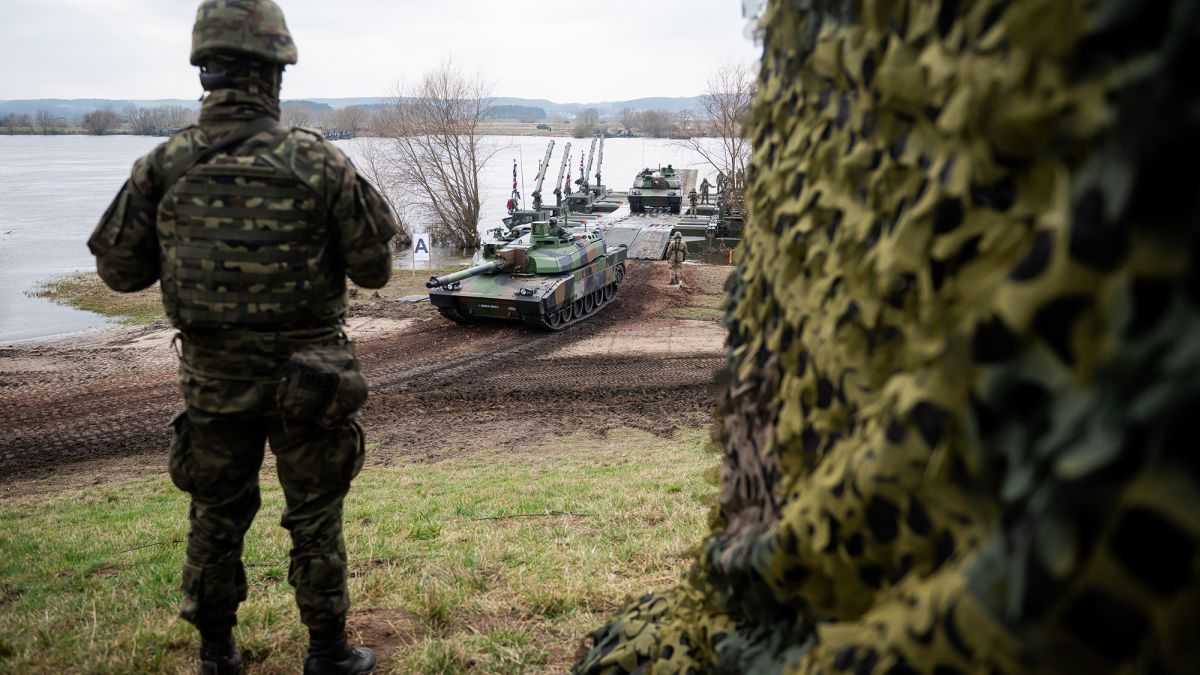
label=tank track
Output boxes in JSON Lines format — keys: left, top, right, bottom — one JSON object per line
{"left": 522, "top": 263, "right": 625, "bottom": 331}
{"left": 437, "top": 306, "right": 479, "bottom": 325}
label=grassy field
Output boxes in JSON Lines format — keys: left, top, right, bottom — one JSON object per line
{"left": 0, "top": 428, "right": 718, "bottom": 673}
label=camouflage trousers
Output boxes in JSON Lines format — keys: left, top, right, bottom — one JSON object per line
{"left": 669, "top": 262, "right": 683, "bottom": 285}
{"left": 168, "top": 407, "right": 365, "bottom": 632}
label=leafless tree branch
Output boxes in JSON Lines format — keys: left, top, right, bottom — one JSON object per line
{"left": 373, "top": 61, "right": 498, "bottom": 248}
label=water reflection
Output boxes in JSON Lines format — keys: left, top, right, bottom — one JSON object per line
{"left": 0, "top": 135, "right": 732, "bottom": 343}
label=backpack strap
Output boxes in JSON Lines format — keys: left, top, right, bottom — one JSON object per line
{"left": 163, "top": 117, "right": 279, "bottom": 188}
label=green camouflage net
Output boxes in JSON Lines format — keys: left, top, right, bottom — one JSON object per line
{"left": 574, "top": 0, "right": 1200, "bottom": 673}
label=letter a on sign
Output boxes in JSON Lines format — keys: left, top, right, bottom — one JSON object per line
{"left": 413, "top": 233, "right": 431, "bottom": 262}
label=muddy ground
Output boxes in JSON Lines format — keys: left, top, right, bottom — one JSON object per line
{"left": 0, "top": 262, "right": 728, "bottom": 496}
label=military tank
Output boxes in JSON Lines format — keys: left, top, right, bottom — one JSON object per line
{"left": 627, "top": 165, "right": 683, "bottom": 214}
{"left": 427, "top": 219, "right": 627, "bottom": 330}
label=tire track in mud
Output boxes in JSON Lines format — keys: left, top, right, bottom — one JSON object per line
{"left": 0, "top": 261, "right": 723, "bottom": 484}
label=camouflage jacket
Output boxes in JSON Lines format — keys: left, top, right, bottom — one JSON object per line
{"left": 89, "top": 89, "right": 397, "bottom": 412}
{"left": 667, "top": 239, "right": 687, "bottom": 264}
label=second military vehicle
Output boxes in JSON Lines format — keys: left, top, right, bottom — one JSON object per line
{"left": 628, "top": 165, "right": 683, "bottom": 214}
{"left": 428, "top": 219, "right": 627, "bottom": 330}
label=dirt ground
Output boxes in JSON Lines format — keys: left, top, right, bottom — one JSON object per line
{"left": 0, "top": 261, "right": 728, "bottom": 497}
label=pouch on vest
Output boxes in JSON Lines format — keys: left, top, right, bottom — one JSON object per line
{"left": 276, "top": 347, "right": 367, "bottom": 428}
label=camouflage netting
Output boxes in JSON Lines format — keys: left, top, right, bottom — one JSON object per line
{"left": 574, "top": 0, "right": 1200, "bottom": 673}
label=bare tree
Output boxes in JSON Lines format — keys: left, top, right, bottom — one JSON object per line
{"left": 81, "top": 109, "right": 121, "bottom": 135}
{"left": 635, "top": 109, "right": 674, "bottom": 138}
{"left": 327, "top": 105, "right": 367, "bottom": 135}
{"left": 673, "top": 110, "right": 698, "bottom": 138}
{"left": 679, "top": 61, "right": 756, "bottom": 180}
{"left": 572, "top": 107, "right": 599, "bottom": 138}
{"left": 34, "top": 110, "right": 58, "bottom": 135}
{"left": 351, "top": 137, "right": 411, "bottom": 246}
{"left": 0, "top": 114, "right": 17, "bottom": 134}
{"left": 375, "top": 61, "right": 498, "bottom": 248}
{"left": 158, "top": 105, "right": 196, "bottom": 130}
{"left": 281, "top": 103, "right": 313, "bottom": 127}
{"left": 125, "top": 105, "right": 166, "bottom": 135}
{"left": 619, "top": 107, "right": 638, "bottom": 133}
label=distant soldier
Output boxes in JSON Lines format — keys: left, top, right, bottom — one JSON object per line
{"left": 87, "top": 1, "right": 394, "bottom": 673}
{"left": 666, "top": 231, "right": 687, "bottom": 285}
{"left": 717, "top": 171, "right": 728, "bottom": 194}
{"left": 699, "top": 177, "right": 711, "bottom": 204}
{"left": 735, "top": 168, "right": 746, "bottom": 189}
{"left": 687, "top": 189, "right": 699, "bottom": 216}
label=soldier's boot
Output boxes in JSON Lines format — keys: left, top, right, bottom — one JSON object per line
{"left": 304, "top": 630, "right": 376, "bottom": 675}
{"left": 199, "top": 630, "right": 244, "bottom": 675}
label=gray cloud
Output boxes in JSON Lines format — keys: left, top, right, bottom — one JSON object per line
{"left": 0, "top": 0, "right": 761, "bottom": 102}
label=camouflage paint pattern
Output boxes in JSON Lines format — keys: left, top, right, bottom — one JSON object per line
{"left": 629, "top": 167, "right": 684, "bottom": 214}
{"left": 429, "top": 224, "right": 626, "bottom": 328}
{"left": 575, "top": 0, "right": 1200, "bottom": 673}
{"left": 190, "top": 0, "right": 298, "bottom": 66}
{"left": 90, "top": 81, "right": 397, "bottom": 635}
{"left": 666, "top": 236, "right": 687, "bottom": 284}
{"left": 170, "top": 410, "right": 365, "bottom": 633}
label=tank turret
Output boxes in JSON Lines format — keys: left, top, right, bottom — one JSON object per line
{"left": 427, "top": 220, "right": 627, "bottom": 330}
{"left": 628, "top": 166, "right": 683, "bottom": 214}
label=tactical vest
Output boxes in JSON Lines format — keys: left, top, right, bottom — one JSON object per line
{"left": 668, "top": 241, "right": 686, "bottom": 263}
{"left": 157, "top": 128, "right": 346, "bottom": 330}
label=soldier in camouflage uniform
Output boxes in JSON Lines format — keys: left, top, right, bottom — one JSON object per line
{"left": 87, "top": 2, "right": 396, "bottom": 673}
{"left": 687, "top": 189, "right": 699, "bottom": 217}
{"left": 576, "top": 0, "right": 1200, "bottom": 673}
{"left": 698, "top": 178, "right": 711, "bottom": 205}
{"left": 666, "top": 232, "right": 686, "bottom": 285}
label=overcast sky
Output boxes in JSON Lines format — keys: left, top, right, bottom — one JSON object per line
{"left": 0, "top": 0, "right": 761, "bottom": 103}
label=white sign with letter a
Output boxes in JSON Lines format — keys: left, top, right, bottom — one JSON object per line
{"left": 413, "top": 233, "right": 431, "bottom": 262}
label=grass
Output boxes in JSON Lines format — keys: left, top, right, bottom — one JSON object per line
{"left": 0, "top": 428, "right": 718, "bottom": 673}
{"left": 666, "top": 266, "right": 731, "bottom": 321}
{"left": 30, "top": 267, "right": 462, "bottom": 325}
{"left": 31, "top": 276, "right": 165, "bottom": 325}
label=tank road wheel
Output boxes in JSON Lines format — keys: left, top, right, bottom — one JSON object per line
{"left": 604, "top": 283, "right": 615, "bottom": 302}
{"left": 545, "top": 310, "right": 563, "bottom": 329}
{"left": 584, "top": 292, "right": 596, "bottom": 314}
{"left": 561, "top": 303, "right": 575, "bottom": 323}
{"left": 573, "top": 298, "right": 585, "bottom": 317}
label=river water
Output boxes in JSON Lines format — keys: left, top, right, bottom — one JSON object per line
{"left": 0, "top": 134, "right": 725, "bottom": 344}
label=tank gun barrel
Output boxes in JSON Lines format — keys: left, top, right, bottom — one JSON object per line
{"left": 427, "top": 259, "right": 509, "bottom": 288}
{"left": 553, "top": 141, "right": 572, "bottom": 202}
{"left": 530, "top": 140, "right": 555, "bottom": 211}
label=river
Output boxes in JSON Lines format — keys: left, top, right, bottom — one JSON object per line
{"left": 0, "top": 134, "right": 726, "bottom": 344}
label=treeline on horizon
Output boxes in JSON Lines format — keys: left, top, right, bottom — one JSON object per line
{"left": 0, "top": 100, "right": 706, "bottom": 140}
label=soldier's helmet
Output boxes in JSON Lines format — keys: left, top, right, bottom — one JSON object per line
{"left": 190, "top": 0, "right": 298, "bottom": 66}
{"left": 674, "top": 231, "right": 682, "bottom": 239}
